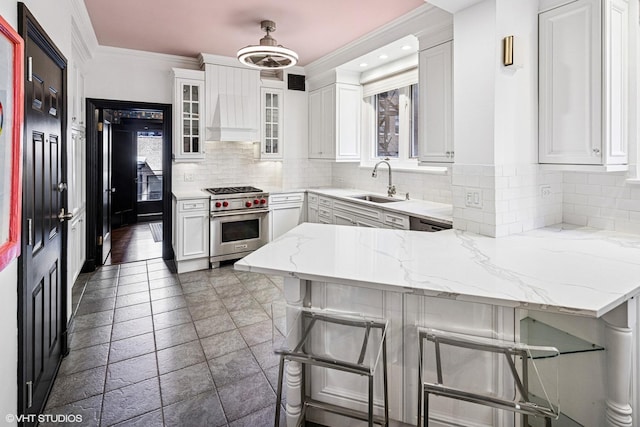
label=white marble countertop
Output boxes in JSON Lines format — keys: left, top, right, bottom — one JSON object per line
{"left": 307, "top": 188, "right": 453, "bottom": 224}
{"left": 172, "top": 189, "right": 211, "bottom": 200}
{"left": 235, "top": 223, "right": 640, "bottom": 318}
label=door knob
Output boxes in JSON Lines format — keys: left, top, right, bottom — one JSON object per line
{"left": 58, "top": 208, "right": 74, "bottom": 222}
{"left": 56, "top": 182, "right": 68, "bottom": 193}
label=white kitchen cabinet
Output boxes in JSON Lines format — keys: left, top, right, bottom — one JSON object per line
{"left": 172, "top": 68, "right": 205, "bottom": 161}
{"left": 383, "top": 211, "right": 410, "bottom": 230}
{"left": 332, "top": 199, "right": 383, "bottom": 228}
{"left": 539, "top": 0, "right": 628, "bottom": 167}
{"left": 308, "top": 83, "right": 361, "bottom": 161}
{"left": 418, "top": 41, "right": 454, "bottom": 163}
{"left": 67, "top": 212, "right": 86, "bottom": 286}
{"left": 173, "top": 197, "right": 209, "bottom": 273}
{"left": 307, "top": 193, "right": 319, "bottom": 223}
{"left": 259, "top": 87, "right": 284, "bottom": 160}
{"left": 269, "top": 193, "right": 305, "bottom": 240}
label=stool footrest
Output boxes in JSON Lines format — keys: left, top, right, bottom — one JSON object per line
{"left": 424, "top": 383, "right": 558, "bottom": 419}
{"left": 305, "top": 398, "right": 387, "bottom": 426}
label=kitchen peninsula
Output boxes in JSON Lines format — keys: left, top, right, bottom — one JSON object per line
{"left": 235, "top": 223, "right": 640, "bottom": 426}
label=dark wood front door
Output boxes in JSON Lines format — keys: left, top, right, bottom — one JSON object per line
{"left": 17, "top": 4, "right": 68, "bottom": 423}
{"left": 99, "top": 110, "right": 113, "bottom": 264}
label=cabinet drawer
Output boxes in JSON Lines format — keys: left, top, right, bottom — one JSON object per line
{"left": 179, "top": 199, "right": 209, "bottom": 212}
{"left": 318, "top": 207, "right": 332, "bottom": 219}
{"left": 333, "top": 200, "right": 382, "bottom": 222}
{"left": 307, "top": 193, "right": 319, "bottom": 206}
{"left": 270, "top": 193, "right": 305, "bottom": 204}
{"left": 318, "top": 196, "right": 333, "bottom": 208}
{"left": 384, "top": 212, "right": 409, "bottom": 229}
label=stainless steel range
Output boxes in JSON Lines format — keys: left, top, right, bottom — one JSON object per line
{"left": 206, "top": 186, "right": 269, "bottom": 267}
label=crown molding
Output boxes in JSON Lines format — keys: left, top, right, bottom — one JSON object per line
{"left": 70, "top": 0, "right": 98, "bottom": 64}
{"left": 96, "top": 46, "right": 200, "bottom": 69}
{"left": 426, "top": 0, "right": 485, "bottom": 14}
{"left": 304, "top": 4, "right": 452, "bottom": 80}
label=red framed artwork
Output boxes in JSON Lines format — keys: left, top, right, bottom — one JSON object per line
{"left": 0, "top": 15, "right": 24, "bottom": 271}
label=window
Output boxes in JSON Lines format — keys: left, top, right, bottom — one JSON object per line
{"left": 369, "top": 83, "right": 418, "bottom": 163}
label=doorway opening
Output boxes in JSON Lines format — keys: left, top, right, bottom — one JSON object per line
{"left": 85, "top": 100, "right": 173, "bottom": 270}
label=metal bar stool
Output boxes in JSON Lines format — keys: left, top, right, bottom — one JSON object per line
{"left": 274, "top": 306, "right": 389, "bottom": 427}
{"left": 417, "top": 327, "right": 559, "bottom": 427}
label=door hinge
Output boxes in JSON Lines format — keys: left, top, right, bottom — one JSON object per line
{"left": 97, "top": 235, "right": 103, "bottom": 246}
{"left": 26, "top": 381, "right": 33, "bottom": 408}
{"left": 27, "top": 57, "right": 33, "bottom": 82}
{"left": 97, "top": 122, "right": 103, "bottom": 132}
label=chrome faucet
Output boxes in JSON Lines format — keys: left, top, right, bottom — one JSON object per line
{"left": 372, "top": 159, "right": 396, "bottom": 197}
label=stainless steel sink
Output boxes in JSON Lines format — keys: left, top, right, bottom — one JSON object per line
{"left": 349, "top": 194, "right": 401, "bottom": 203}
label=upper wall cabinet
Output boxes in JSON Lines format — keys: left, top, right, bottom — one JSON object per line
{"left": 308, "top": 83, "right": 361, "bottom": 161}
{"left": 539, "top": 0, "right": 628, "bottom": 168}
{"left": 259, "top": 87, "right": 284, "bottom": 160}
{"left": 202, "top": 62, "right": 260, "bottom": 142}
{"left": 172, "top": 68, "right": 206, "bottom": 162}
{"left": 418, "top": 41, "right": 454, "bottom": 163}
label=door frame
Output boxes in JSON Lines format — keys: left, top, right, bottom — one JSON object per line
{"left": 84, "top": 99, "right": 173, "bottom": 271}
{"left": 17, "top": 2, "right": 69, "bottom": 419}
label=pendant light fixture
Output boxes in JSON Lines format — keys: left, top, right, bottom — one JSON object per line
{"left": 237, "top": 20, "right": 298, "bottom": 70}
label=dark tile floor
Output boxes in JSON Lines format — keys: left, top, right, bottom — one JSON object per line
{"left": 46, "top": 259, "right": 287, "bottom": 426}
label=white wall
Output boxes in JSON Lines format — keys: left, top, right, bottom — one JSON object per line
{"left": 84, "top": 47, "right": 198, "bottom": 104}
{"left": 453, "top": 0, "right": 496, "bottom": 166}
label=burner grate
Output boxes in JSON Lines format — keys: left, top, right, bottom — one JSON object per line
{"left": 205, "top": 186, "right": 263, "bottom": 195}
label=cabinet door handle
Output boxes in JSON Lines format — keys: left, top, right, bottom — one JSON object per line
{"left": 592, "top": 148, "right": 601, "bottom": 154}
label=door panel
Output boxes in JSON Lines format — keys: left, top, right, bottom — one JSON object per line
{"left": 100, "top": 111, "right": 113, "bottom": 264}
{"left": 18, "top": 5, "right": 67, "bottom": 424}
{"left": 112, "top": 129, "right": 136, "bottom": 227}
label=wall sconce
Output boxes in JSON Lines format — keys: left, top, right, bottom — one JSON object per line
{"left": 502, "top": 35, "right": 525, "bottom": 69}
{"left": 503, "top": 35, "right": 514, "bottom": 66}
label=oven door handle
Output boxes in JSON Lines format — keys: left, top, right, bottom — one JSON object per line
{"left": 210, "top": 208, "right": 270, "bottom": 219}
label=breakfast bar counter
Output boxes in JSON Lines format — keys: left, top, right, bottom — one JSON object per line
{"left": 235, "top": 223, "right": 640, "bottom": 426}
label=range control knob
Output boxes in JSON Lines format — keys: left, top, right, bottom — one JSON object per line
{"left": 260, "top": 199, "right": 266, "bottom": 204}
{"left": 222, "top": 201, "right": 229, "bottom": 207}
{"left": 245, "top": 201, "right": 252, "bottom": 208}
{"left": 215, "top": 202, "right": 222, "bottom": 208}
{"left": 253, "top": 199, "right": 259, "bottom": 205}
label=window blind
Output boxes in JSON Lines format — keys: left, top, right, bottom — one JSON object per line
{"left": 361, "top": 67, "right": 418, "bottom": 98}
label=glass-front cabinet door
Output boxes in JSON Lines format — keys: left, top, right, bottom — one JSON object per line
{"left": 260, "top": 87, "right": 284, "bottom": 160}
{"left": 172, "top": 68, "right": 205, "bottom": 161}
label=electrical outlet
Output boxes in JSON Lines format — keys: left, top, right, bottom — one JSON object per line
{"left": 464, "top": 188, "right": 483, "bottom": 209}
{"left": 540, "top": 185, "right": 552, "bottom": 199}
{"left": 184, "top": 173, "right": 194, "bottom": 182}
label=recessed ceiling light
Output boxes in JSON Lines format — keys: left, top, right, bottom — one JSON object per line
{"left": 360, "top": 63, "right": 368, "bottom": 67}
{"left": 379, "top": 54, "right": 388, "bottom": 59}
{"left": 401, "top": 45, "right": 412, "bottom": 50}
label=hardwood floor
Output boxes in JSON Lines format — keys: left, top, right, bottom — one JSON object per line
{"left": 105, "top": 222, "right": 163, "bottom": 265}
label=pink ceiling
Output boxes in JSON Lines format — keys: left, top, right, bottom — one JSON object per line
{"left": 83, "top": 0, "right": 425, "bottom": 66}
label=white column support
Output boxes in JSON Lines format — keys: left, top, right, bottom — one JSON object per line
{"left": 602, "top": 302, "right": 634, "bottom": 427}
{"left": 283, "top": 276, "right": 307, "bottom": 427}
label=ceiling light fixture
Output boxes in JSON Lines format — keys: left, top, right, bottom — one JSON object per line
{"left": 379, "top": 54, "right": 388, "bottom": 59}
{"left": 360, "top": 63, "right": 368, "bottom": 67}
{"left": 401, "top": 45, "right": 412, "bottom": 50}
{"left": 237, "top": 20, "right": 298, "bottom": 70}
